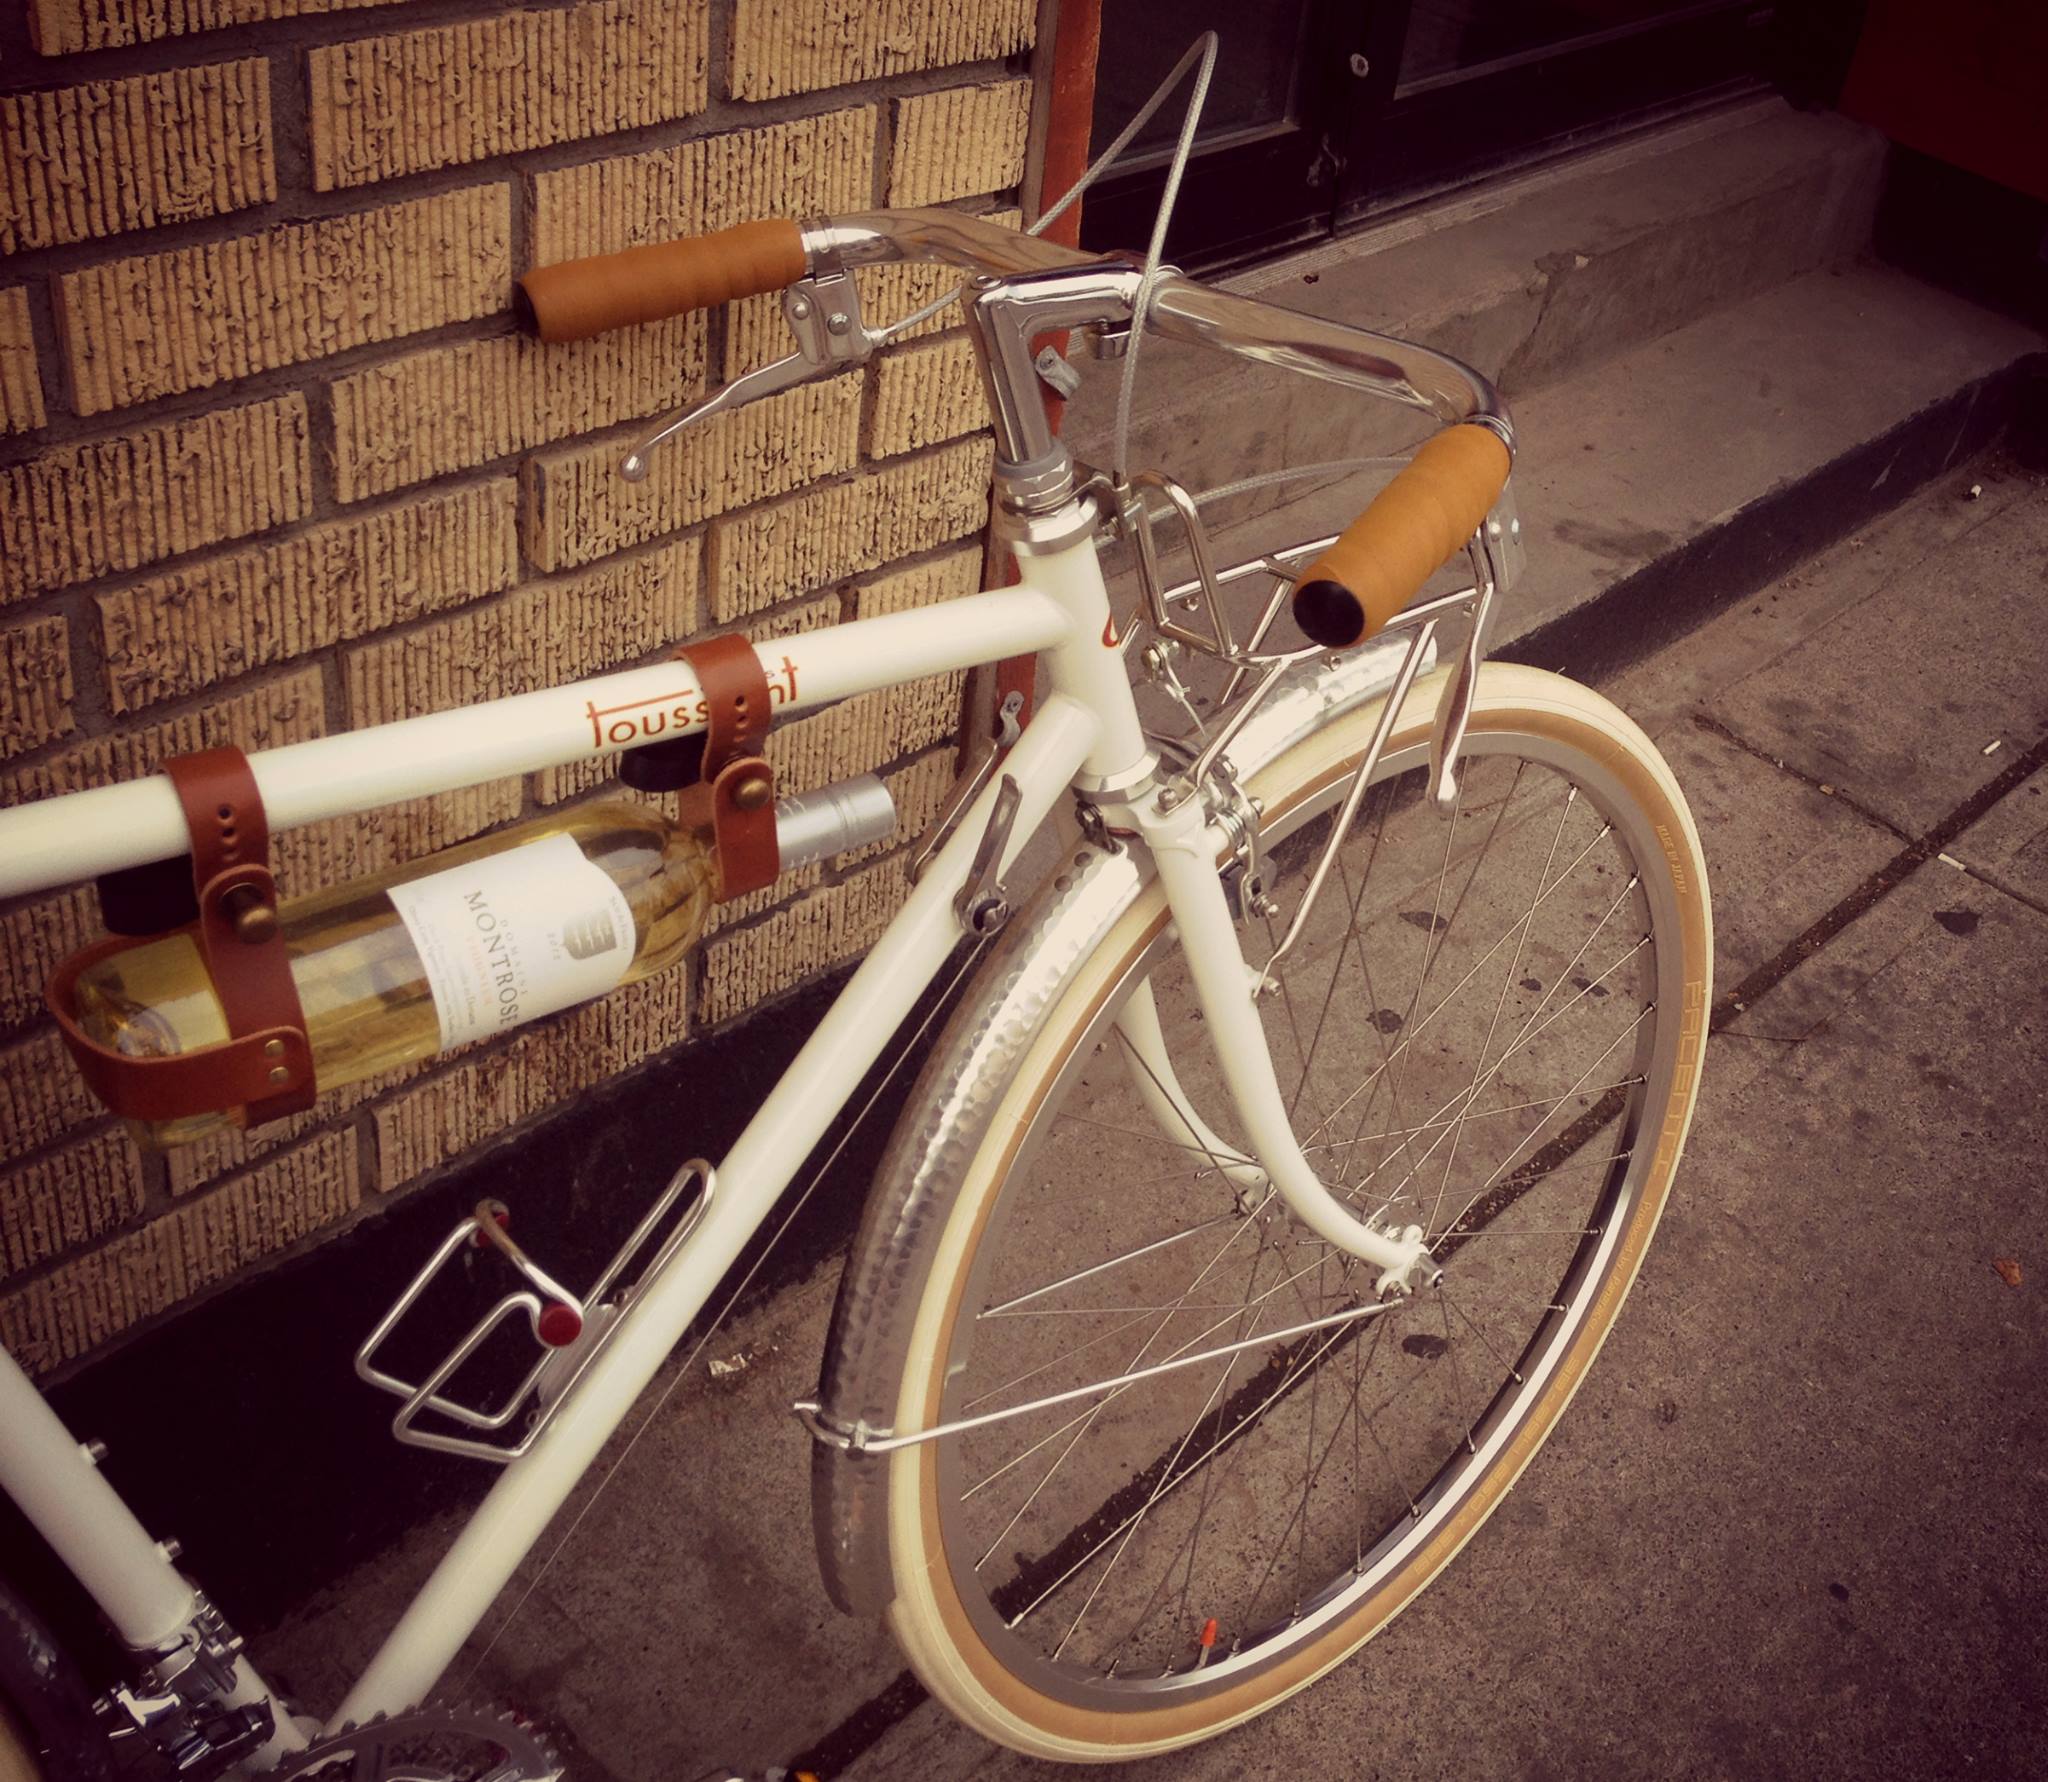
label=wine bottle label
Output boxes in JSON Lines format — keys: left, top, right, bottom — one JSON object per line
{"left": 386, "top": 833, "right": 637, "bottom": 1051}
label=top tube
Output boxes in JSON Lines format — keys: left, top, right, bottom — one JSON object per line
{"left": 0, "top": 590, "right": 1069, "bottom": 901}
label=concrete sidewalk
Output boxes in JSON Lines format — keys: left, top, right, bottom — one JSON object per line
{"left": 265, "top": 455, "right": 2048, "bottom": 1778}
{"left": 840, "top": 458, "right": 2048, "bottom": 1780}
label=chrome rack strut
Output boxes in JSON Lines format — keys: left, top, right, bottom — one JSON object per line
{"left": 1251, "top": 520, "right": 1508, "bottom": 991}
{"left": 1255, "top": 614, "right": 1440, "bottom": 994}
{"left": 794, "top": 1295, "right": 1396, "bottom": 1457}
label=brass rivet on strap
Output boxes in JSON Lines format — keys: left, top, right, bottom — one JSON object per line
{"left": 224, "top": 884, "right": 279, "bottom": 945}
{"left": 267, "top": 1066, "right": 290, "bottom": 1087}
{"left": 263, "top": 1038, "right": 285, "bottom": 1058}
{"left": 733, "top": 774, "right": 772, "bottom": 812}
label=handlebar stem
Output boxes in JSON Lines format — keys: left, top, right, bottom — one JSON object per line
{"left": 963, "top": 261, "right": 1149, "bottom": 501}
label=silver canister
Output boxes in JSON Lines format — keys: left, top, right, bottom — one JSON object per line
{"left": 772, "top": 774, "right": 898, "bottom": 870}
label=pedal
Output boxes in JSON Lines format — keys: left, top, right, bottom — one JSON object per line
{"left": 355, "top": 1160, "right": 715, "bottom": 1463}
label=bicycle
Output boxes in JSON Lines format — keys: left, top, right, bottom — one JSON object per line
{"left": 0, "top": 194, "right": 1711, "bottom": 1777}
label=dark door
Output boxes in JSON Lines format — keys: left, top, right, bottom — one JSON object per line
{"left": 1079, "top": 0, "right": 1783, "bottom": 271}
{"left": 1079, "top": 0, "right": 1359, "bottom": 267}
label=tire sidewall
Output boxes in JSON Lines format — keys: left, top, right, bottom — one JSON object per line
{"left": 880, "top": 667, "right": 1713, "bottom": 1760}
{"left": 0, "top": 1581, "right": 109, "bottom": 1782}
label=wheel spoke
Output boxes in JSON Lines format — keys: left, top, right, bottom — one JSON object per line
{"left": 1311, "top": 1078, "right": 1644, "bottom": 1155}
{"left": 897, "top": 726, "right": 1701, "bottom": 1726}
{"left": 980, "top": 1212, "right": 1243, "bottom": 1318}
{"left": 1432, "top": 1000, "right": 1655, "bottom": 1246}
{"left": 1296, "top": 814, "right": 1620, "bottom": 1157}
{"left": 966, "top": 1199, "right": 1279, "bottom": 1559}
{"left": 1353, "top": 930, "right": 1653, "bottom": 1232}
{"left": 1422, "top": 782, "right": 1581, "bottom": 1238}
{"left": 1285, "top": 783, "right": 1399, "bottom": 1126}
{"left": 1050, "top": 1237, "right": 1278, "bottom": 1663}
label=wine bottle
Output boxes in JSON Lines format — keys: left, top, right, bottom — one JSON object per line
{"left": 74, "top": 779, "right": 894, "bottom": 1149}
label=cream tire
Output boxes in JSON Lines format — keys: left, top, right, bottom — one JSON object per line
{"left": 0, "top": 1706, "right": 40, "bottom": 1782}
{"left": 875, "top": 665, "right": 1711, "bottom": 1760}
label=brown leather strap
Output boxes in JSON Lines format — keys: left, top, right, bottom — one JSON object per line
{"left": 705, "top": 755, "right": 781, "bottom": 898}
{"left": 46, "top": 937, "right": 314, "bottom": 1124}
{"left": 162, "top": 749, "right": 314, "bottom": 1124}
{"left": 677, "top": 637, "right": 780, "bottom": 899}
{"left": 680, "top": 633, "right": 773, "bottom": 782}
{"left": 47, "top": 748, "right": 315, "bottom": 1129}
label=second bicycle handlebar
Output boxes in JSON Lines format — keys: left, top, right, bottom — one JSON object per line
{"left": 512, "top": 210, "right": 1510, "bottom": 436}
{"left": 1289, "top": 424, "right": 1511, "bottom": 647}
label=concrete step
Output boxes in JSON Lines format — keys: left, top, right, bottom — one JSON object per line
{"left": 1062, "top": 95, "right": 1889, "bottom": 493}
{"left": 1097, "top": 256, "right": 2041, "bottom": 702}
{"left": 1496, "top": 258, "right": 2041, "bottom": 667}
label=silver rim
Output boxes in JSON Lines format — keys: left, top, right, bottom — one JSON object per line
{"left": 922, "top": 722, "right": 1692, "bottom": 1708}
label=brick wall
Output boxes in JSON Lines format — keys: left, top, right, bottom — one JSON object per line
{"left": 0, "top": 0, "right": 1042, "bottom": 1376}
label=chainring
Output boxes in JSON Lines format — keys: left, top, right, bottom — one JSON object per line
{"left": 256, "top": 1701, "right": 563, "bottom": 1782}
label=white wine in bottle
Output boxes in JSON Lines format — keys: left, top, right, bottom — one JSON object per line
{"left": 73, "top": 779, "right": 892, "bottom": 1149}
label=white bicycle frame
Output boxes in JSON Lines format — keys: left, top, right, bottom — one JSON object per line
{"left": 0, "top": 206, "right": 1515, "bottom": 1770}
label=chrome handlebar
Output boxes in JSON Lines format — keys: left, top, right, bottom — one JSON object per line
{"left": 805, "top": 209, "right": 1515, "bottom": 463}
{"left": 624, "top": 207, "right": 1512, "bottom": 514}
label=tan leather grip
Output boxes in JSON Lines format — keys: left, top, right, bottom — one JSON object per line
{"left": 516, "top": 219, "right": 806, "bottom": 343}
{"left": 1291, "top": 424, "right": 1511, "bottom": 649}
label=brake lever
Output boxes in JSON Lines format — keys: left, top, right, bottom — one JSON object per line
{"left": 623, "top": 350, "right": 821, "bottom": 482}
{"left": 621, "top": 267, "right": 880, "bottom": 482}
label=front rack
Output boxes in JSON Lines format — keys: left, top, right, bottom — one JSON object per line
{"left": 1099, "top": 453, "right": 1518, "bottom": 991}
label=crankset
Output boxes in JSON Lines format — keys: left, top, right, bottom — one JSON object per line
{"left": 257, "top": 1702, "right": 562, "bottom": 1782}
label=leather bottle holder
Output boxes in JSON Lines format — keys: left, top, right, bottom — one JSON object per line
{"left": 46, "top": 747, "right": 316, "bottom": 1129}
{"left": 674, "top": 634, "right": 781, "bottom": 900}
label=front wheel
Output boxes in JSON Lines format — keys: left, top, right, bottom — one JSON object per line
{"left": 861, "top": 664, "right": 1711, "bottom": 1760}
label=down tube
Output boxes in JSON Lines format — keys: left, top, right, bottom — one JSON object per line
{"left": 334, "top": 693, "right": 1103, "bottom": 1728}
